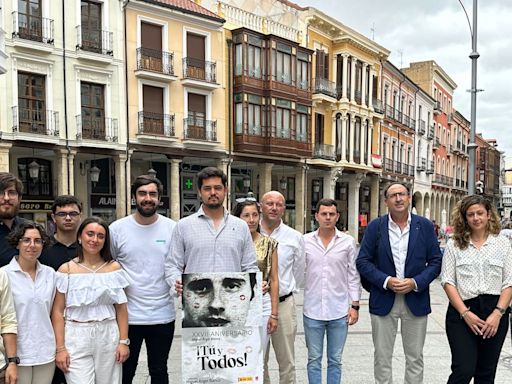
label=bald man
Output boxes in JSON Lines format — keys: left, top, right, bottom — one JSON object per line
{"left": 260, "top": 191, "right": 305, "bottom": 384}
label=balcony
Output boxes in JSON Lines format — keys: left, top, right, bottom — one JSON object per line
{"left": 181, "top": 57, "right": 218, "bottom": 90}
{"left": 12, "top": 12, "right": 54, "bottom": 47}
{"left": 76, "top": 115, "right": 118, "bottom": 142}
{"left": 433, "top": 137, "right": 440, "bottom": 149}
{"left": 312, "top": 78, "right": 337, "bottom": 100}
{"left": 434, "top": 101, "right": 442, "bottom": 115}
{"left": 433, "top": 173, "right": 453, "bottom": 187}
{"left": 383, "top": 158, "right": 413, "bottom": 177}
{"left": 426, "top": 160, "right": 435, "bottom": 174}
{"left": 372, "top": 98, "right": 384, "bottom": 114}
{"left": 137, "top": 112, "right": 175, "bottom": 138}
{"left": 446, "top": 144, "right": 453, "bottom": 156}
{"left": 417, "top": 157, "right": 426, "bottom": 171}
{"left": 354, "top": 90, "right": 362, "bottom": 105}
{"left": 183, "top": 117, "right": 217, "bottom": 142}
{"left": 12, "top": 106, "right": 59, "bottom": 137}
{"left": 447, "top": 112, "right": 455, "bottom": 125}
{"left": 418, "top": 120, "right": 426, "bottom": 135}
{"left": 76, "top": 26, "right": 113, "bottom": 57}
{"left": 313, "top": 143, "right": 335, "bottom": 161}
{"left": 427, "top": 126, "right": 434, "bottom": 140}
{"left": 135, "top": 48, "right": 176, "bottom": 81}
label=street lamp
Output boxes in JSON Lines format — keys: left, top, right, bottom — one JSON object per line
{"left": 459, "top": 0, "right": 479, "bottom": 194}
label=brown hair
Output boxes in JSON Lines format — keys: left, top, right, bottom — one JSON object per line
{"left": 451, "top": 194, "right": 501, "bottom": 250}
{"left": 76, "top": 217, "right": 112, "bottom": 262}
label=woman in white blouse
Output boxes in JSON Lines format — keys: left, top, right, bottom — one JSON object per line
{"left": 51, "top": 217, "right": 130, "bottom": 384}
{"left": 441, "top": 194, "right": 512, "bottom": 383}
{"left": 4, "top": 221, "right": 55, "bottom": 384}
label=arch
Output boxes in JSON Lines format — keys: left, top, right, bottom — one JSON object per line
{"left": 413, "top": 191, "right": 423, "bottom": 216}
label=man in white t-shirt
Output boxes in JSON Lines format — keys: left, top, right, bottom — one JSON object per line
{"left": 110, "top": 175, "right": 176, "bottom": 384}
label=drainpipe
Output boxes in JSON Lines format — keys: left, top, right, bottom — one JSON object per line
{"left": 123, "top": 0, "right": 131, "bottom": 216}
{"left": 227, "top": 38, "right": 233, "bottom": 207}
{"left": 62, "top": 0, "right": 71, "bottom": 194}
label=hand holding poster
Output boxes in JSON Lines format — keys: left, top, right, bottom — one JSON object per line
{"left": 181, "top": 272, "right": 263, "bottom": 384}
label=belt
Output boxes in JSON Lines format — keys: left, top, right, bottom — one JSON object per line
{"left": 279, "top": 292, "right": 293, "bottom": 302}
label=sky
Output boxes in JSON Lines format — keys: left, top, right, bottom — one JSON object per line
{"left": 293, "top": 0, "right": 512, "bottom": 167}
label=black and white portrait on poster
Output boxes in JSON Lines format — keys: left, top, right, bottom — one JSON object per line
{"left": 181, "top": 272, "right": 263, "bottom": 384}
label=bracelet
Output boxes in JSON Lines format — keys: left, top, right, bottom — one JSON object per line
{"left": 270, "top": 314, "right": 279, "bottom": 320}
{"left": 56, "top": 346, "right": 67, "bottom": 353}
{"left": 460, "top": 308, "right": 471, "bottom": 319}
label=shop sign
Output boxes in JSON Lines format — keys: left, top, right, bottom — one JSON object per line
{"left": 91, "top": 195, "right": 170, "bottom": 209}
{"left": 20, "top": 200, "right": 53, "bottom": 211}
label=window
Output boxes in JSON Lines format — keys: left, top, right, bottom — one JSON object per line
{"left": 18, "top": 158, "right": 52, "bottom": 197}
{"left": 248, "top": 103, "right": 261, "bottom": 135}
{"left": 140, "top": 22, "right": 164, "bottom": 72}
{"left": 17, "top": 72, "right": 46, "bottom": 134}
{"left": 273, "top": 44, "right": 292, "bottom": 84}
{"left": 248, "top": 44, "right": 262, "bottom": 78}
{"left": 296, "top": 111, "right": 307, "bottom": 142}
{"left": 297, "top": 55, "right": 308, "bottom": 90}
{"left": 235, "top": 103, "right": 243, "bottom": 134}
{"left": 234, "top": 44, "right": 242, "bottom": 76}
{"left": 275, "top": 106, "right": 290, "bottom": 138}
{"left": 17, "top": 0, "right": 42, "bottom": 42}
{"left": 315, "top": 50, "right": 328, "bottom": 79}
{"left": 315, "top": 113, "right": 324, "bottom": 144}
{"left": 141, "top": 85, "right": 164, "bottom": 135}
{"left": 81, "top": 0, "right": 102, "bottom": 53}
{"left": 81, "top": 82, "right": 105, "bottom": 139}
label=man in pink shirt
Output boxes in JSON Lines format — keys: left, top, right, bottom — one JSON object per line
{"left": 303, "top": 198, "right": 361, "bottom": 384}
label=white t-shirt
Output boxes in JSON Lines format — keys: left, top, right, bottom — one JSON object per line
{"left": 110, "top": 214, "right": 176, "bottom": 324}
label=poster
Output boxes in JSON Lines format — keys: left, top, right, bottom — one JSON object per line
{"left": 181, "top": 272, "right": 263, "bottom": 384}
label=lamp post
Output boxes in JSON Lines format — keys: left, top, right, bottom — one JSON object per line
{"left": 459, "top": 0, "right": 479, "bottom": 195}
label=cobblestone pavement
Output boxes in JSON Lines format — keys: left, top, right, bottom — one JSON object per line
{"left": 132, "top": 279, "right": 512, "bottom": 383}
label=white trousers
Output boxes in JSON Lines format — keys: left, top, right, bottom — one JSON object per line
{"left": 18, "top": 361, "right": 55, "bottom": 384}
{"left": 65, "top": 319, "right": 121, "bottom": 384}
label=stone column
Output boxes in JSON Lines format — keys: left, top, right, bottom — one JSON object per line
{"left": 0, "top": 143, "right": 12, "bottom": 172}
{"left": 349, "top": 116, "right": 355, "bottom": 163}
{"left": 361, "top": 63, "right": 368, "bottom": 107}
{"left": 350, "top": 57, "right": 356, "bottom": 102}
{"left": 295, "top": 165, "right": 306, "bottom": 234}
{"left": 360, "top": 120, "right": 366, "bottom": 165}
{"left": 341, "top": 114, "right": 347, "bottom": 161}
{"left": 347, "top": 173, "right": 365, "bottom": 240}
{"left": 368, "top": 68, "right": 375, "bottom": 109}
{"left": 114, "top": 152, "right": 129, "bottom": 219}
{"left": 367, "top": 123, "right": 373, "bottom": 165}
{"left": 370, "top": 174, "right": 380, "bottom": 220}
{"left": 169, "top": 159, "right": 182, "bottom": 221}
{"left": 258, "top": 163, "right": 273, "bottom": 198}
{"left": 54, "top": 149, "right": 77, "bottom": 195}
{"left": 342, "top": 54, "right": 349, "bottom": 100}
{"left": 324, "top": 167, "right": 342, "bottom": 199}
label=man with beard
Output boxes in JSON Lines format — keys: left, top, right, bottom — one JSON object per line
{"left": 0, "top": 172, "right": 25, "bottom": 267}
{"left": 166, "top": 167, "right": 258, "bottom": 298}
{"left": 109, "top": 175, "right": 177, "bottom": 384}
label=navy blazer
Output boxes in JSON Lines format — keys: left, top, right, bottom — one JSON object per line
{"left": 356, "top": 214, "right": 442, "bottom": 317}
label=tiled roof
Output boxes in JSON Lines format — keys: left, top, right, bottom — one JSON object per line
{"left": 141, "top": 0, "right": 225, "bottom": 22}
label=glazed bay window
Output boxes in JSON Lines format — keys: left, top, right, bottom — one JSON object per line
{"left": 275, "top": 99, "right": 291, "bottom": 139}
{"left": 234, "top": 44, "right": 242, "bottom": 76}
{"left": 273, "top": 43, "right": 293, "bottom": 85}
{"left": 235, "top": 102, "right": 243, "bottom": 134}
{"left": 248, "top": 98, "right": 262, "bottom": 135}
{"left": 297, "top": 52, "right": 309, "bottom": 90}
{"left": 296, "top": 105, "right": 308, "bottom": 142}
{"left": 247, "top": 36, "right": 264, "bottom": 79}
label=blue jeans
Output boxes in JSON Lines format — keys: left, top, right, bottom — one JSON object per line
{"left": 303, "top": 315, "right": 348, "bottom": 384}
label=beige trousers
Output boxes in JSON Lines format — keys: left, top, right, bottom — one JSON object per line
{"left": 18, "top": 362, "right": 55, "bottom": 384}
{"left": 264, "top": 295, "right": 297, "bottom": 384}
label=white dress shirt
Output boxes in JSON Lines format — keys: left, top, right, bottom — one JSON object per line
{"left": 384, "top": 213, "right": 411, "bottom": 289}
{"left": 2, "top": 258, "right": 56, "bottom": 366}
{"left": 261, "top": 220, "right": 305, "bottom": 296}
{"left": 441, "top": 235, "right": 512, "bottom": 301}
{"left": 303, "top": 229, "right": 361, "bottom": 321}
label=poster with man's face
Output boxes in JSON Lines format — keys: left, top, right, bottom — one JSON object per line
{"left": 181, "top": 272, "right": 263, "bottom": 384}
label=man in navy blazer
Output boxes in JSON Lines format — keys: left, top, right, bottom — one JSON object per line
{"left": 357, "top": 182, "right": 442, "bottom": 384}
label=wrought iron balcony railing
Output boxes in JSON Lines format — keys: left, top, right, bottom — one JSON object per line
{"left": 76, "top": 115, "right": 118, "bottom": 142}
{"left": 138, "top": 112, "right": 175, "bottom": 137}
{"left": 182, "top": 57, "right": 217, "bottom": 83}
{"left": 12, "top": 12, "right": 54, "bottom": 44}
{"left": 183, "top": 117, "right": 217, "bottom": 141}
{"left": 12, "top": 106, "right": 59, "bottom": 136}
{"left": 136, "top": 48, "right": 174, "bottom": 76}
{"left": 76, "top": 26, "right": 113, "bottom": 55}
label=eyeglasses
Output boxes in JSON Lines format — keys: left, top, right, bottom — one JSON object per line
{"left": 19, "top": 237, "right": 43, "bottom": 246}
{"left": 54, "top": 211, "right": 81, "bottom": 218}
{"left": 235, "top": 197, "right": 257, "bottom": 203}
{"left": 136, "top": 191, "right": 158, "bottom": 198}
{"left": 386, "top": 192, "right": 409, "bottom": 200}
{"left": 1, "top": 190, "right": 19, "bottom": 199}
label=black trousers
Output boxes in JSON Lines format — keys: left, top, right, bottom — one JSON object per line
{"left": 446, "top": 295, "right": 510, "bottom": 384}
{"left": 122, "top": 321, "right": 175, "bottom": 384}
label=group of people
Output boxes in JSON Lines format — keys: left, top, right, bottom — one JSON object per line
{"left": 1, "top": 168, "right": 511, "bottom": 384}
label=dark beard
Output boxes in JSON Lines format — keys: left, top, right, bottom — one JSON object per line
{"left": 136, "top": 203, "right": 157, "bottom": 217}
{"left": 0, "top": 205, "right": 18, "bottom": 220}
{"left": 203, "top": 202, "right": 223, "bottom": 210}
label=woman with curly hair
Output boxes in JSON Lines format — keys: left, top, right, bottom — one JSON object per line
{"left": 3, "top": 221, "right": 55, "bottom": 384}
{"left": 441, "top": 194, "right": 512, "bottom": 383}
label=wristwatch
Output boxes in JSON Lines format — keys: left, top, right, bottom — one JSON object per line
{"left": 351, "top": 304, "right": 360, "bottom": 311}
{"left": 495, "top": 306, "right": 506, "bottom": 316}
{"left": 7, "top": 356, "right": 20, "bottom": 365}
{"left": 119, "top": 339, "right": 130, "bottom": 346}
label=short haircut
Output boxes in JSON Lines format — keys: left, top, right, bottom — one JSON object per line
{"left": 76, "top": 217, "right": 112, "bottom": 263}
{"left": 383, "top": 182, "right": 411, "bottom": 198}
{"left": 131, "top": 175, "right": 163, "bottom": 198}
{"left": 0, "top": 172, "right": 23, "bottom": 196}
{"left": 197, "top": 167, "right": 227, "bottom": 189}
{"left": 316, "top": 198, "right": 338, "bottom": 213}
{"left": 7, "top": 221, "right": 50, "bottom": 249}
{"left": 51, "top": 195, "right": 82, "bottom": 214}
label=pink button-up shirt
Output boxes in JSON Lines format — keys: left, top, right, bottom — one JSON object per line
{"left": 303, "top": 229, "right": 361, "bottom": 321}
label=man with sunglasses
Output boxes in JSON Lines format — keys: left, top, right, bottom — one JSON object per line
{"left": 357, "top": 182, "right": 442, "bottom": 384}
{"left": 39, "top": 195, "right": 82, "bottom": 272}
{"left": 0, "top": 172, "right": 26, "bottom": 267}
